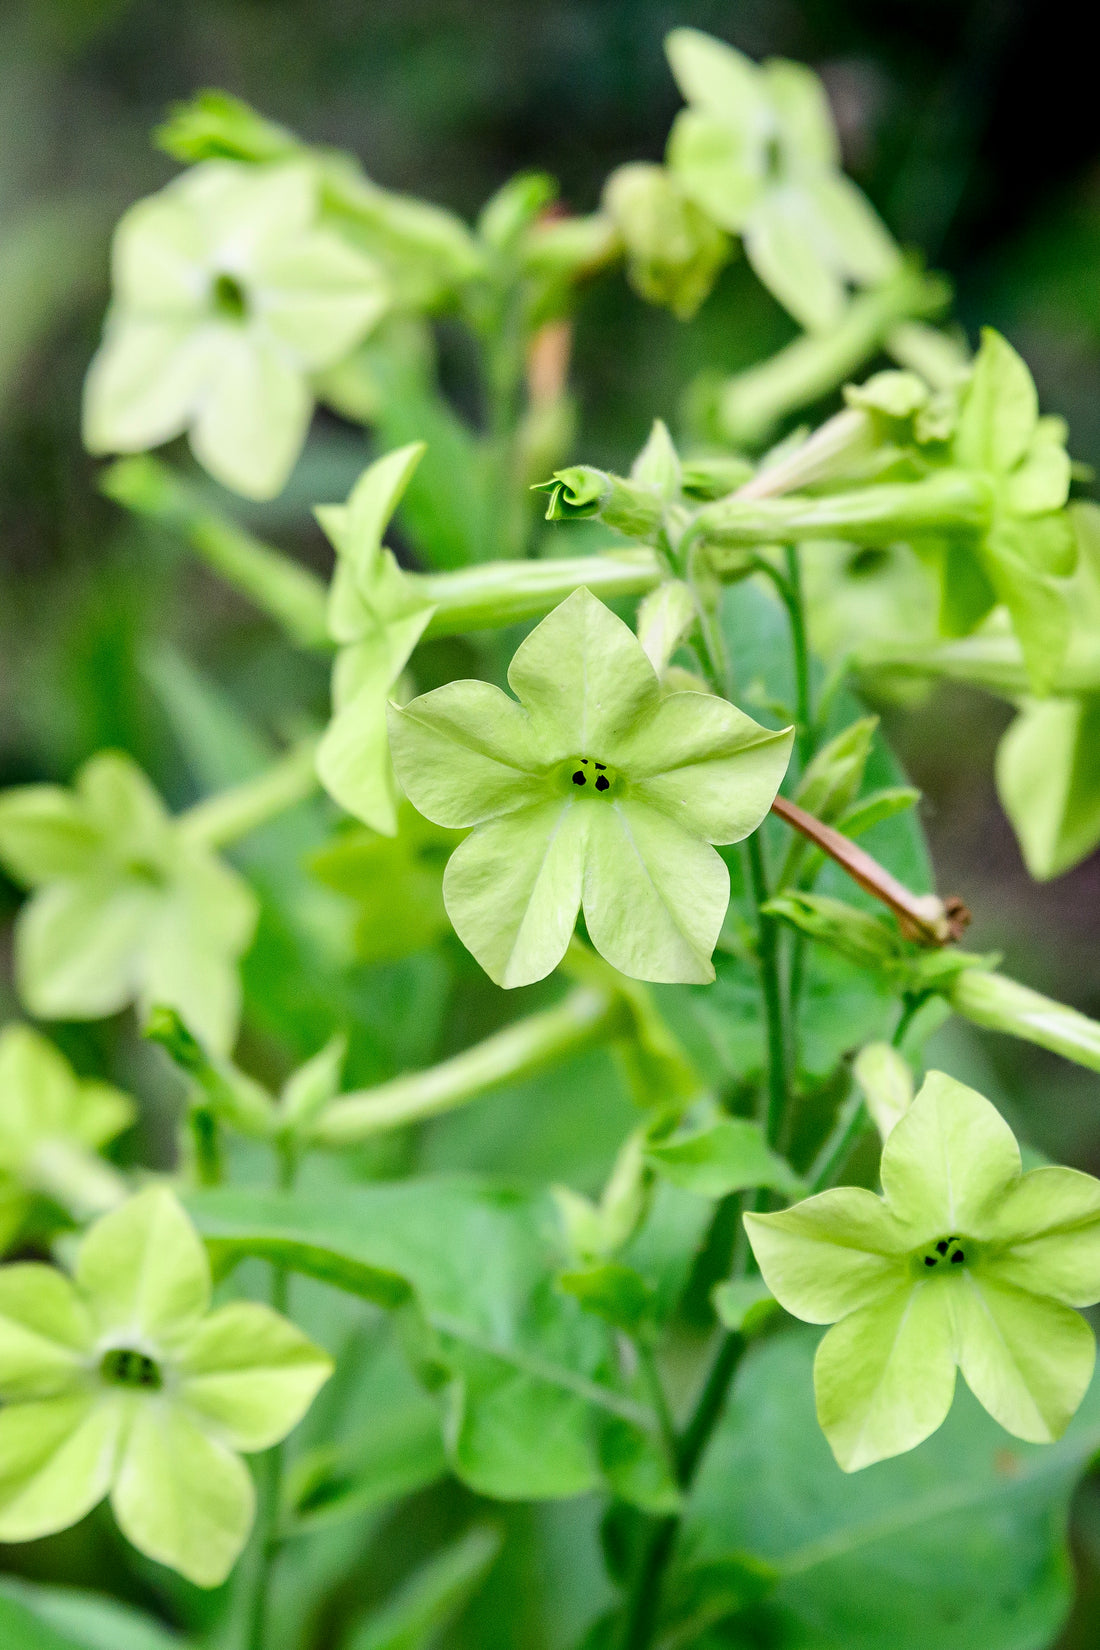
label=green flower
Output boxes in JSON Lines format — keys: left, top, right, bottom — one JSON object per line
{"left": 937, "top": 329, "right": 1075, "bottom": 690}
{"left": 316, "top": 443, "right": 433, "bottom": 835}
{"left": 745, "top": 1072, "right": 1100, "bottom": 1471}
{"left": 0, "top": 1188, "right": 331, "bottom": 1585}
{"left": 602, "top": 162, "right": 731, "bottom": 321}
{"left": 0, "top": 1026, "right": 133, "bottom": 1253}
{"left": 83, "top": 160, "right": 387, "bottom": 499}
{"left": 387, "top": 588, "right": 793, "bottom": 987}
{"left": 665, "top": 28, "right": 899, "bottom": 331}
{"left": 0, "top": 753, "right": 258, "bottom": 1052}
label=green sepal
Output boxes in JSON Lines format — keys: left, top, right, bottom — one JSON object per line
{"left": 646, "top": 1117, "right": 803, "bottom": 1200}
{"left": 557, "top": 1263, "right": 657, "bottom": 1334}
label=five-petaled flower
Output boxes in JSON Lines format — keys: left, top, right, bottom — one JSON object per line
{"left": 0, "top": 1188, "right": 331, "bottom": 1585}
{"left": 83, "top": 160, "right": 387, "bottom": 499}
{"left": 664, "top": 28, "right": 899, "bottom": 332}
{"left": 746, "top": 1071, "right": 1100, "bottom": 1471}
{"left": 387, "top": 587, "right": 793, "bottom": 988}
{"left": 0, "top": 752, "right": 257, "bottom": 1053}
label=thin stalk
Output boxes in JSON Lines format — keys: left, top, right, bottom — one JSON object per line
{"left": 420, "top": 548, "right": 661, "bottom": 635}
{"left": 744, "top": 833, "right": 789, "bottom": 1149}
{"left": 101, "top": 456, "right": 330, "bottom": 650}
{"left": 178, "top": 738, "right": 320, "bottom": 851}
{"left": 782, "top": 545, "right": 813, "bottom": 766}
{"left": 715, "top": 265, "right": 950, "bottom": 448}
{"left": 242, "top": 1144, "right": 297, "bottom": 1650}
{"left": 807, "top": 1087, "right": 868, "bottom": 1192}
{"left": 311, "top": 987, "right": 618, "bottom": 1146}
{"left": 638, "top": 1342, "right": 678, "bottom": 1475}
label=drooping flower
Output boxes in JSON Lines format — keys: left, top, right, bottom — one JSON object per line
{"left": 665, "top": 28, "right": 899, "bottom": 332}
{"left": 0, "top": 1025, "right": 133, "bottom": 1253}
{"left": 387, "top": 588, "right": 793, "bottom": 987}
{"left": 83, "top": 160, "right": 387, "bottom": 499}
{"left": 745, "top": 1071, "right": 1100, "bottom": 1470}
{"left": 0, "top": 1188, "right": 331, "bottom": 1585}
{"left": 0, "top": 752, "right": 257, "bottom": 1052}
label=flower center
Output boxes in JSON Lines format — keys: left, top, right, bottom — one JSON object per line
{"left": 211, "top": 271, "right": 249, "bottom": 322}
{"left": 99, "top": 1347, "right": 163, "bottom": 1390}
{"left": 913, "top": 1234, "right": 970, "bottom": 1276}
{"left": 559, "top": 757, "right": 619, "bottom": 796}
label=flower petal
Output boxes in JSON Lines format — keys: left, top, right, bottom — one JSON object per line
{"left": 879, "top": 1070, "right": 1021, "bottom": 1238}
{"left": 388, "top": 682, "right": 546, "bottom": 828}
{"left": 806, "top": 173, "right": 899, "bottom": 286}
{"left": 0, "top": 1394, "right": 122, "bottom": 1542}
{"left": 581, "top": 800, "right": 727, "bottom": 983}
{"left": 256, "top": 231, "right": 388, "bottom": 367}
{"left": 0, "top": 786, "right": 101, "bottom": 885}
{"left": 190, "top": 333, "right": 311, "bottom": 501}
{"left": 0, "top": 1266, "right": 93, "bottom": 1401}
{"left": 111, "top": 189, "right": 207, "bottom": 313}
{"left": 77, "top": 751, "right": 171, "bottom": 851}
{"left": 983, "top": 1165, "right": 1100, "bottom": 1307}
{"left": 443, "top": 801, "right": 587, "bottom": 988}
{"left": 744, "top": 191, "right": 847, "bottom": 333}
{"left": 763, "top": 58, "right": 839, "bottom": 167}
{"left": 76, "top": 1188, "right": 211, "bottom": 1349}
{"left": 319, "top": 673, "right": 401, "bottom": 836}
{"left": 110, "top": 1401, "right": 253, "bottom": 1588}
{"left": 954, "top": 328, "right": 1038, "bottom": 477}
{"left": 744, "top": 1187, "right": 910, "bottom": 1324}
{"left": 16, "top": 879, "right": 155, "bottom": 1022}
{"left": 814, "top": 1281, "right": 956, "bottom": 1471}
{"left": 140, "top": 856, "right": 258, "bottom": 1053}
{"left": 621, "top": 691, "right": 792, "bottom": 843}
{"left": 506, "top": 588, "right": 660, "bottom": 764}
{"left": 82, "top": 317, "right": 212, "bottom": 454}
{"left": 950, "top": 1272, "right": 1095, "bottom": 1443}
{"left": 183, "top": 160, "right": 316, "bottom": 260}
{"left": 177, "top": 1302, "right": 332, "bottom": 1450}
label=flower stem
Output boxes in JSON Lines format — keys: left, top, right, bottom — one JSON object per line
{"left": 177, "top": 737, "right": 320, "bottom": 851}
{"left": 744, "top": 832, "right": 789, "bottom": 1149}
{"left": 310, "top": 986, "right": 618, "bottom": 1146}
{"left": 782, "top": 546, "right": 813, "bottom": 766}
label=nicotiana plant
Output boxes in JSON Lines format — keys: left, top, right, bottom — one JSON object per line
{"left": 5, "top": 23, "right": 1100, "bottom": 1650}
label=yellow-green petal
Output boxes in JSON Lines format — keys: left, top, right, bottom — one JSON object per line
{"left": 0, "top": 1393, "right": 122, "bottom": 1542}
{"left": 744, "top": 1187, "right": 910, "bottom": 1324}
{"left": 0, "top": 1266, "right": 93, "bottom": 1401}
{"left": 388, "top": 682, "right": 546, "bottom": 828}
{"left": 76, "top": 1188, "right": 211, "bottom": 1350}
{"left": 177, "top": 1301, "right": 332, "bottom": 1451}
{"left": 950, "top": 1272, "right": 1096, "bottom": 1444}
{"left": 814, "top": 1281, "right": 956, "bottom": 1471}
{"left": 110, "top": 1401, "right": 254, "bottom": 1588}
{"left": 984, "top": 1165, "right": 1100, "bottom": 1306}
{"left": 879, "top": 1070, "right": 1021, "bottom": 1239}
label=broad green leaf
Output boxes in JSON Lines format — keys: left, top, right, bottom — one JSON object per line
{"left": 647, "top": 1118, "right": 802, "bottom": 1199}
{"left": 0, "top": 1580, "right": 183, "bottom": 1650}
{"left": 684, "top": 1327, "right": 1100, "bottom": 1650}
{"left": 185, "top": 1180, "right": 659, "bottom": 1503}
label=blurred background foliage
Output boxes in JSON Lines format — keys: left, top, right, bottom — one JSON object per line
{"left": 4, "top": 1, "right": 1100, "bottom": 1644}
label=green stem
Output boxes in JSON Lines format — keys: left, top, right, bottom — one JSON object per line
{"left": 101, "top": 456, "right": 330, "bottom": 650}
{"left": 807, "top": 1087, "right": 867, "bottom": 1192}
{"left": 744, "top": 833, "right": 789, "bottom": 1149}
{"left": 243, "top": 1146, "right": 297, "bottom": 1650}
{"left": 782, "top": 546, "right": 813, "bottom": 766}
{"left": 638, "top": 1342, "right": 678, "bottom": 1475}
{"left": 696, "top": 470, "right": 991, "bottom": 554}
{"left": 420, "top": 548, "right": 661, "bottom": 636}
{"left": 177, "top": 738, "right": 320, "bottom": 851}
{"left": 715, "top": 265, "right": 950, "bottom": 448}
{"left": 311, "top": 987, "right": 618, "bottom": 1146}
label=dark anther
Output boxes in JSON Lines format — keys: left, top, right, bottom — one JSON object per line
{"left": 594, "top": 763, "right": 606, "bottom": 770}
{"left": 924, "top": 1256, "right": 936, "bottom": 1267}
{"left": 595, "top": 775, "right": 610, "bottom": 791}
{"left": 951, "top": 1250, "right": 965, "bottom": 1265}
{"left": 100, "top": 1347, "right": 162, "bottom": 1389}
{"left": 936, "top": 1240, "right": 949, "bottom": 1256}
{"left": 572, "top": 771, "right": 586, "bottom": 786}
{"left": 580, "top": 757, "right": 589, "bottom": 764}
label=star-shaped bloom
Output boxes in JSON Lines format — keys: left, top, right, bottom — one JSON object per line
{"left": 387, "top": 588, "right": 793, "bottom": 988}
{"left": 745, "top": 1071, "right": 1100, "bottom": 1471}
{"left": 0, "top": 1025, "right": 133, "bottom": 1253}
{"left": 0, "top": 1188, "right": 331, "bottom": 1585}
{"left": 83, "top": 160, "right": 387, "bottom": 499}
{"left": 664, "top": 28, "right": 899, "bottom": 332}
{"left": 0, "top": 752, "right": 258, "bottom": 1052}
